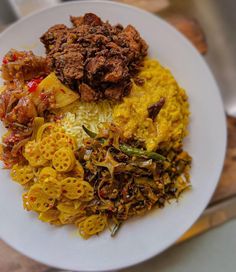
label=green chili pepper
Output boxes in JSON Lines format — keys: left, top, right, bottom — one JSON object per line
{"left": 82, "top": 125, "right": 166, "bottom": 161}
{"left": 119, "top": 144, "right": 166, "bottom": 161}
{"left": 82, "top": 125, "right": 97, "bottom": 138}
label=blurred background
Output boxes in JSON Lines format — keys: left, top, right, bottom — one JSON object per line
{"left": 0, "top": 1, "right": 236, "bottom": 272}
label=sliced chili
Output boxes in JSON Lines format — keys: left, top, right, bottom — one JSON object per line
{"left": 2, "top": 57, "right": 8, "bottom": 65}
{"left": 27, "top": 77, "right": 43, "bottom": 93}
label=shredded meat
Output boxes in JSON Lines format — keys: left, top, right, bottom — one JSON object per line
{"left": 40, "top": 13, "right": 148, "bottom": 101}
{"left": 1, "top": 50, "right": 50, "bottom": 82}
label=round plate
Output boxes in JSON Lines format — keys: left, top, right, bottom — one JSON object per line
{"left": 0, "top": 1, "right": 226, "bottom": 271}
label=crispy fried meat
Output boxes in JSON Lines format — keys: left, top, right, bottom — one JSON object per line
{"left": 40, "top": 13, "right": 148, "bottom": 101}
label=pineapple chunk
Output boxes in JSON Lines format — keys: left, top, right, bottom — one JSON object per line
{"left": 34, "top": 72, "right": 79, "bottom": 108}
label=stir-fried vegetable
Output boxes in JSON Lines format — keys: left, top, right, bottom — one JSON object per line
{"left": 78, "top": 124, "right": 191, "bottom": 235}
{"left": 2, "top": 120, "right": 191, "bottom": 239}
{"left": 82, "top": 125, "right": 166, "bottom": 161}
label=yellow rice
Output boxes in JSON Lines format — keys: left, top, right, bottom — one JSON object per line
{"left": 60, "top": 101, "right": 114, "bottom": 146}
{"left": 60, "top": 59, "right": 190, "bottom": 150}
{"left": 113, "top": 59, "right": 190, "bottom": 151}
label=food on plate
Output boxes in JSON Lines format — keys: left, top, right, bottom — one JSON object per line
{"left": 113, "top": 59, "right": 189, "bottom": 151}
{"left": 32, "top": 72, "right": 79, "bottom": 109}
{"left": 1, "top": 49, "right": 50, "bottom": 82}
{"left": 0, "top": 13, "right": 191, "bottom": 239}
{"left": 40, "top": 13, "right": 148, "bottom": 101}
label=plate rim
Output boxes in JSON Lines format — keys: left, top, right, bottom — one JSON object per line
{"left": 0, "top": 1, "right": 227, "bottom": 271}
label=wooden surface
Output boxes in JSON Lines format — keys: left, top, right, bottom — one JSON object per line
{"left": 211, "top": 116, "right": 236, "bottom": 203}
{"left": 115, "top": 0, "right": 170, "bottom": 13}
{"left": 0, "top": 243, "right": 50, "bottom": 272}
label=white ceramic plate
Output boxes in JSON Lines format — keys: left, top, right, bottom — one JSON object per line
{"left": 0, "top": 1, "right": 226, "bottom": 271}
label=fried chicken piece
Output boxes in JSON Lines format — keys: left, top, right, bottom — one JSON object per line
{"left": 103, "top": 57, "right": 128, "bottom": 83}
{"left": 104, "top": 80, "right": 131, "bottom": 101}
{"left": 54, "top": 48, "right": 84, "bottom": 87}
{"left": 104, "top": 86, "right": 124, "bottom": 101}
{"left": 86, "top": 55, "right": 106, "bottom": 80}
{"left": 40, "top": 24, "right": 69, "bottom": 54}
{"left": 117, "top": 25, "right": 148, "bottom": 59}
{"left": 79, "top": 83, "right": 99, "bottom": 102}
{"left": 70, "top": 13, "right": 102, "bottom": 27}
{"left": 70, "top": 16, "right": 84, "bottom": 27}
